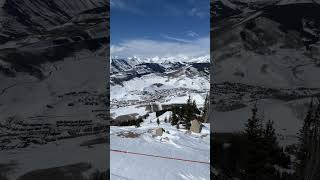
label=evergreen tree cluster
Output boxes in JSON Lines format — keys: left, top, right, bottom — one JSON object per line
{"left": 213, "top": 99, "right": 320, "bottom": 180}
{"left": 212, "top": 104, "right": 291, "bottom": 180}
{"left": 243, "top": 104, "right": 291, "bottom": 180}
{"left": 170, "top": 96, "right": 201, "bottom": 129}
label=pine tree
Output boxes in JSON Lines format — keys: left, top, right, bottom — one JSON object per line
{"left": 307, "top": 103, "right": 320, "bottom": 180}
{"left": 244, "top": 104, "right": 266, "bottom": 180}
{"left": 187, "top": 96, "right": 192, "bottom": 113}
{"left": 171, "top": 108, "right": 178, "bottom": 126}
{"left": 135, "top": 119, "right": 141, "bottom": 128}
{"left": 202, "top": 93, "right": 209, "bottom": 123}
{"left": 157, "top": 118, "right": 160, "bottom": 126}
{"left": 245, "top": 104, "right": 263, "bottom": 139}
{"left": 263, "top": 119, "right": 278, "bottom": 165}
{"left": 296, "top": 99, "right": 320, "bottom": 180}
{"left": 192, "top": 100, "right": 197, "bottom": 111}
{"left": 187, "top": 95, "right": 192, "bottom": 106}
{"left": 296, "top": 99, "right": 314, "bottom": 178}
{"left": 184, "top": 96, "right": 193, "bottom": 129}
{"left": 264, "top": 120, "right": 277, "bottom": 145}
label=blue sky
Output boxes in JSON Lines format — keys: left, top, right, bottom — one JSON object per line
{"left": 110, "top": 0, "right": 210, "bottom": 58}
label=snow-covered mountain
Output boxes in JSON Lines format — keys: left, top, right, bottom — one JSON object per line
{"left": 212, "top": 0, "right": 320, "bottom": 88}
{"left": 212, "top": 0, "right": 320, "bottom": 177}
{"left": 212, "top": 0, "right": 242, "bottom": 20}
{"left": 110, "top": 56, "right": 210, "bottom": 123}
{"left": 212, "top": 0, "right": 320, "bottom": 141}
{"left": 211, "top": 0, "right": 320, "bottom": 145}
{"left": 110, "top": 56, "right": 210, "bottom": 179}
{"left": 111, "top": 56, "right": 209, "bottom": 73}
{"left": 0, "top": 1, "right": 109, "bottom": 179}
{"left": 110, "top": 57, "right": 210, "bottom": 179}
{"left": 0, "top": 0, "right": 107, "bottom": 39}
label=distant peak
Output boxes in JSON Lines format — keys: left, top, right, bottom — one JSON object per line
{"left": 111, "top": 55, "right": 210, "bottom": 63}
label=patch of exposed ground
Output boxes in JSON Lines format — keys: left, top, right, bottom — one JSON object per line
{"left": 116, "top": 131, "right": 141, "bottom": 138}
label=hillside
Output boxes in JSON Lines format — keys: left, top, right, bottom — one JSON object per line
{"left": 0, "top": 1, "right": 109, "bottom": 179}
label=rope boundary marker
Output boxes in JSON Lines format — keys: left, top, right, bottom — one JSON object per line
{"left": 111, "top": 149, "right": 210, "bottom": 165}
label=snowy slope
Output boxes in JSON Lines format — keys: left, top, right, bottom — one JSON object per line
{"left": 213, "top": 98, "right": 309, "bottom": 145}
{"left": 277, "top": 0, "right": 316, "bottom": 5}
{"left": 0, "top": 0, "right": 107, "bottom": 37}
{"left": 111, "top": 73, "right": 208, "bottom": 101}
{"left": 110, "top": 55, "right": 210, "bottom": 179}
{"left": 110, "top": 56, "right": 209, "bottom": 121}
{"left": 110, "top": 112, "right": 210, "bottom": 180}
{"left": 0, "top": 1, "right": 109, "bottom": 179}
{"left": 213, "top": 0, "right": 320, "bottom": 88}
{"left": 211, "top": 0, "right": 320, "bottom": 147}
{"left": 0, "top": 52, "right": 106, "bottom": 116}
{"left": 0, "top": 134, "right": 108, "bottom": 180}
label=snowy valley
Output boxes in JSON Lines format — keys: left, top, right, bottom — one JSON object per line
{"left": 110, "top": 56, "right": 210, "bottom": 180}
{"left": 110, "top": 56, "right": 210, "bottom": 124}
{"left": 0, "top": 0, "right": 109, "bottom": 179}
{"left": 211, "top": 0, "right": 320, "bottom": 179}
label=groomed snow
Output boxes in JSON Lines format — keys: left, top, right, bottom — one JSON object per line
{"left": 110, "top": 112, "right": 210, "bottom": 180}
{"left": 0, "top": 134, "right": 108, "bottom": 180}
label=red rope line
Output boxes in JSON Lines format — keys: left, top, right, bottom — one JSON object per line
{"left": 111, "top": 149, "right": 210, "bottom": 165}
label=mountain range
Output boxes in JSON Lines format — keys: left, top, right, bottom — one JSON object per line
{"left": 212, "top": 0, "right": 320, "bottom": 141}
{"left": 0, "top": 1, "right": 109, "bottom": 179}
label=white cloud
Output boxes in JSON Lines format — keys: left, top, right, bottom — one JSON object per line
{"left": 186, "top": 30, "right": 200, "bottom": 38}
{"left": 111, "top": 36, "right": 209, "bottom": 58}
{"left": 161, "top": 34, "right": 193, "bottom": 43}
{"left": 110, "top": 0, "right": 143, "bottom": 15}
{"left": 189, "top": 7, "right": 208, "bottom": 18}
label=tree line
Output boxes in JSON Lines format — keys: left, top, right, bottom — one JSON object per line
{"left": 169, "top": 94, "right": 209, "bottom": 130}
{"left": 117, "top": 94, "right": 210, "bottom": 129}
{"left": 213, "top": 99, "right": 320, "bottom": 180}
